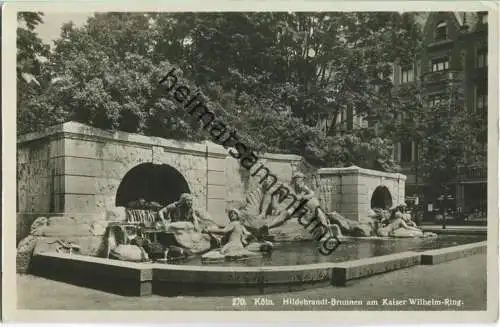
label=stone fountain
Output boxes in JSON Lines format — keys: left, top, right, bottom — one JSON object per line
{"left": 17, "top": 122, "right": 480, "bottom": 297}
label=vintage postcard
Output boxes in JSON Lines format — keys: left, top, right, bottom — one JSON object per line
{"left": 2, "top": 0, "right": 498, "bottom": 323}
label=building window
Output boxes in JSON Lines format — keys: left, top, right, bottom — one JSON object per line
{"left": 435, "top": 21, "right": 448, "bottom": 42}
{"left": 477, "top": 48, "right": 487, "bottom": 68}
{"left": 460, "top": 51, "right": 466, "bottom": 70}
{"left": 429, "top": 95, "right": 443, "bottom": 107}
{"left": 480, "top": 12, "right": 487, "bottom": 24}
{"left": 431, "top": 57, "right": 449, "bottom": 72}
{"left": 400, "top": 141, "right": 413, "bottom": 163}
{"left": 476, "top": 86, "right": 487, "bottom": 115}
{"left": 401, "top": 65, "right": 414, "bottom": 83}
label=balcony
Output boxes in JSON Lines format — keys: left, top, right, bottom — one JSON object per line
{"left": 426, "top": 39, "right": 454, "bottom": 49}
{"left": 422, "top": 70, "right": 464, "bottom": 85}
{"left": 457, "top": 166, "right": 487, "bottom": 180}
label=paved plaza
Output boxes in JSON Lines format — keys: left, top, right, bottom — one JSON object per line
{"left": 17, "top": 254, "right": 486, "bottom": 311}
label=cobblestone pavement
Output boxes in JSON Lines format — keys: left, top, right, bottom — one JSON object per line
{"left": 17, "top": 254, "right": 487, "bottom": 311}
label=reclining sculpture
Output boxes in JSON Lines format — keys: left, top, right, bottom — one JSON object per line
{"left": 201, "top": 209, "right": 274, "bottom": 262}
{"left": 235, "top": 172, "right": 435, "bottom": 240}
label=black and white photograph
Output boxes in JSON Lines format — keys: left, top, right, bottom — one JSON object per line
{"left": 2, "top": 1, "right": 498, "bottom": 323}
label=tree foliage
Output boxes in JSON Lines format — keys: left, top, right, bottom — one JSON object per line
{"left": 18, "top": 12, "right": 425, "bottom": 170}
{"left": 389, "top": 78, "right": 486, "bottom": 191}
{"left": 17, "top": 12, "right": 53, "bottom": 132}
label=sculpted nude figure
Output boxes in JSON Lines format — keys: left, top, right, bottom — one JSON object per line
{"left": 204, "top": 209, "right": 262, "bottom": 256}
{"left": 264, "top": 173, "right": 332, "bottom": 232}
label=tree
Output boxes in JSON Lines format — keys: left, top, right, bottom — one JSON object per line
{"left": 17, "top": 12, "right": 52, "bottom": 134}
{"left": 19, "top": 12, "right": 422, "bottom": 170}
{"left": 182, "top": 12, "right": 421, "bottom": 133}
{"left": 389, "top": 75, "right": 486, "bottom": 196}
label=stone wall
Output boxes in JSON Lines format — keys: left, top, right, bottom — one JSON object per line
{"left": 17, "top": 133, "right": 67, "bottom": 241}
{"left": 17, "top": 122, "right": 304, "bottom": 240}
{"left": 318, "top": 166, "right": 406, "bottom": 221}
{"left": 17, "top": 123, "right": 407, "bottom": 241}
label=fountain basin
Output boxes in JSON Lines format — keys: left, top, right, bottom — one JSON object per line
{"left": 153, "top": 262, "right": 333, "bottom": 296}
{"left": 29, "top": 239, "right": 487, "bottom": 297}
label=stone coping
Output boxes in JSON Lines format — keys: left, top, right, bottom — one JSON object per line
{"left": 420, "top": 241, "right": 487, "bottom": 265}
{"left": 259, "top": 152, "right": 304, "bottom": 162}
{"left": 422, "top": 229, "right": 487, "bottom": 236}
{"left": 318, "top": 165, "right": 407, "bottom": 180}
{"left": 421, "top": 226, "right": 487, "bottom": 235}
{"left": 151, "top": 261, "right": 333, "bottom": 273}
{"left": 17, "top": 121, "right": 305, "bottom": 162}
{"left": 18, "top": 121, "right": 211, "bottom": 156}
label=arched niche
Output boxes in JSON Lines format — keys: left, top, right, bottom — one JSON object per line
{"left": 115, "top": 163, "right": 191, "bottom": 207}
{"left": 371, "top": 185, "right": 393, "bottom": 210}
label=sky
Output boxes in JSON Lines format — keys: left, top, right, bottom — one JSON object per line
{"left": 36, "top": 12, "right": 92, "bottom": 45}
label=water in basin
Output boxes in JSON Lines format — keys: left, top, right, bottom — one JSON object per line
{"left": 175, "top": 234, "right": 486, "bottom": 267}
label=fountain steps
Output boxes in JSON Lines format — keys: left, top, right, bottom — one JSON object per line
{"left": 29, "top": 241, "right": 487, "bottom": 297}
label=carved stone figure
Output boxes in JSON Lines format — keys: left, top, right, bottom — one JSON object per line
{"left": 239, "top": 172, "right": 337, "bottom": 239}
{"left": 237, "top": 177, "right": 276, "bottom": 233}
{"left": 327, "top": 211, "right": 377, "bottom": 237}
{"left": 375, "top": 205, "right": 436, "bottom": 238}
{"left": 157, "top": 193, "right": 223, "bottom": 254}
{"left": 201, "top": 209, "right": 273, "bottom": 262}
{"left": 158, "top": 193, "right": 221, "bottom": 231}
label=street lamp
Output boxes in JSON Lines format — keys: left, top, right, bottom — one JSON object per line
{"left": 437, "top": 193, "right": 455, "bottom": 229}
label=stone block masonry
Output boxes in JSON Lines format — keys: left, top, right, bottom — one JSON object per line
{"left": 318, "top": 166, "right": 406, "bottom": 221}
{"left": 17, "top": 122, "right": 407, "bottom": 245}
{"left": 17, "top": 121, "right": 305, "bottom": 240}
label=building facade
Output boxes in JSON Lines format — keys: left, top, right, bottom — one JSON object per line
{"left": 392, "top": 12, "right": 488, "bottom": 221}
